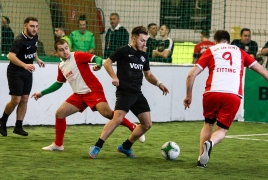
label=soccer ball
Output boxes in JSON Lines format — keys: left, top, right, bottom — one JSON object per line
{"left": 161, "top": 141, "right": 180, "bottom": 160}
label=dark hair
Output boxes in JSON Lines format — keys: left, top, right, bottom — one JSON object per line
{"left": 214, "top": 30, "right": 230, "bottom": 43}
{"left": 78, "top": 14, "right": 87, "bottom": 24}
{"left": 2, "top": 16, "right": 10, "bottom": 24}
{"left": 201, "top": 30, "right": 210, "bottom": 38}
{"left": 54, "top": 39, "right": 68, "bottom": 50}
{"left": 79, "top": 14, "right": 86, "bottom": 21}
{"left": 131, "top": 26, "right": 148, "bottom": 36}
{"left": 24, "top": 17, "right": 38, "bottom": 24}
{"left": 160, "top": 24, "right": 171, "bottom": 34}
{"left": 110, "top": 13, "right": 119, "bottom": 18}
{"left": 147, "top": 23, "right": 157, "bottom": 29}
{"left": 55, "top": 26, "right": 66, "bottom": 32}
{"left": 240, "top": 28, "right": 251, "bottom": 36}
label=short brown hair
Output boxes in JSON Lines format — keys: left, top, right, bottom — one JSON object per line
{"left": 24, "top": 17, "right": 38, "bottom": 24}
{"left": 54, "top": 39, "right": 68, "bottom": 51}
{"left": 214, "top": 30, "right": 230, "bottom": 43}
{"left": 131, "top": 26, "right": 148, "bottom": 37}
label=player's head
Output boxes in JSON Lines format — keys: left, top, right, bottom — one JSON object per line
{"left": 159, "top": 24, "right": 170, "bottom": 38}
{"left": 201, "top": 30, "right": 210, "bottom": 41}
{"left": 78, "top": 14, "right": 87, "bottom": 34}
{"left": 24, "top": 17, "right": 38, "bottom": 37}
{"left": 110, "top": 13, "right": 120, "bottom": 29}
{"left": 54, "top": 39, "right": 70, "bottom": 60}
{"left": 131, "top": 26, "right": 148, "bottom": 51}
{"left": 54, "top": 26, "right": 66, "bottom": 38}
{"left": 240, "top": 28, "right": 251, "bottom": 44}
{"left": 2, "top": 16, "right": 10, "bottom": 27}
{"left": 147, "top": 23, "right": 157, "bottom": 38}
{"left": 214, "top": 30, "right": 230, "bottom": 44}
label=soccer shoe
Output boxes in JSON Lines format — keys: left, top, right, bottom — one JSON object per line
{"left": 13, "top": 127, "right": 28, "bottom": 136}
{"left": 200, "top": 140, "right": 212, "bottom": 165}
{"left": 133, "top": 124, "right": 146, "bottom": 143}
{"left": 0, "top": 123, "right": 7, "bottom": 136}
{"left": 42, "top": 142, "right": 64, "bottom": 151}
{"left": 197, "top": 160, "right": 207, "bottom": 168}
{"left": 89, "top": 146, "right": 101, "bottom": 159}
{"left": 117, "top": 144, "right": 136, "bottom": 158}
{"left": 138, "top": 134, "right": 146, "bottom": 143}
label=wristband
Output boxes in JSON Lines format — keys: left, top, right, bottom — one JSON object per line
{"left": 156, "top": 81, "right": 162, "bottom": 87}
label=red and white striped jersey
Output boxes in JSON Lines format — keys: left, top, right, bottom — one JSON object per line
{"left": 57, "top": 52, "right": 104, "bottom": 94}
{"left": 197, "top": 43, "right": 257, "bottom": 97}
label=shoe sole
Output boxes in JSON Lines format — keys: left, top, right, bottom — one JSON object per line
{"left": 89, "top": 147, "right": 99, "bottom": 159}
{"left": 117, "top": 148, "right": 136, "bottom": 158}
{"left": 13, "top": 131, "right": 28, "bottom": 136}
{"left": 200, "top": 141, "right": 211, "bottom": 165}
{"left": 42, "top": 147, "right": 64, "bottom": 151}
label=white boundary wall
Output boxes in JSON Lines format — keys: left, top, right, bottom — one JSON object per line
{"left": 0, "top": 62, "right": 243, "bottom": 126}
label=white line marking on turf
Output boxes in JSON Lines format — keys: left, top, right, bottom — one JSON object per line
{"left": 225, "top": 133, "right": 268, "bottom": 142}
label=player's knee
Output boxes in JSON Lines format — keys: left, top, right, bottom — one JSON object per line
{"left": 102, "top": 111, "right": 113, "bottom": 119}
{"left": 142, "top": 121, "right": 152, "bottom": 131}
{"left": 55, "top": 110, "right": 65, "bottom": 119}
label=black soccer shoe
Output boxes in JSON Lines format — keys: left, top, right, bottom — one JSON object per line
{"left": 13, "top": 127, "right": 28, "bottom": 136}
{"left": 0, "top": 119, "right": 7, "bottom": 136}
{"left": 197, "top": 160, "right": 207, "bottom": 168}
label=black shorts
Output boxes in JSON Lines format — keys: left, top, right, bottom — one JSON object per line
{"left": 115, "top": 91, "right": 150, "bottom": 116}
{"left": 7, "top": 70, "right": 33, "bottom": 96}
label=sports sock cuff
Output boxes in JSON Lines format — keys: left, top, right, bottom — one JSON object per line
{"left": 210, "top": 140, "right": 214, "bottom": 147}
{"left": 15, "top": 120, "right": 23, "bottom": 127}
{"left": 122, "top": 139, "right": 133, "bottom": 150}
{"left": 95, "top": 138, "right": 105, "bottom": 148}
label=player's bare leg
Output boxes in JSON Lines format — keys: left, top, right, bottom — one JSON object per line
{"left": 13, "top": 95, "right": 29, "bottom": 136}
{"left": 199, "top": 122, "right": 214, "bottom": 156}
{"left": 128, "top": 111, "right": 152, "bottom": 142}
{"left": 117, "top": 111, "right": 152, "bottom": 158}
{"left": 210, "top": 126, "right": 228, "bottom": 145}
{"left": 95, "top": 102, "right": 145, "bottom": 142}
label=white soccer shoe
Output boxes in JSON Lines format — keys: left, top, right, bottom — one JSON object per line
{"left": 42, "top": 142, "right": 64, "bottom": 151}
{"left": 139, "top": 134, "right": 146, "bottom": 143}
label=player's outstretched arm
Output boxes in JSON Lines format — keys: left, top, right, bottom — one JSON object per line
{"left": 143, "top": 70, "right": 169, "bottom": 95}
{"left": 103, "top": 58, "right": 119, "bottom": 86}
{"left": 251, "top": 62, "right": 268, "bottom": 80}
{"left": 31, "top": 82, "right": 63, "bottom": 101}
{"left": 184, "top": 66, "right": 202, "bottom": 109}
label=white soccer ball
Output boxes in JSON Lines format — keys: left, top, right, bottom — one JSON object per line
{"left": 161, "top": 141, "right": 180, "bottom": 160}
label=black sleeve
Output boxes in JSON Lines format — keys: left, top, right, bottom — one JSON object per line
{"left": 9, "top": 38, "right": 23, "bottom": 55}
{"left": 109, "top": 46, "right": 124, "bottom": 62}
{"left": 262, "top": 42, "right": 268, "bottom": 49}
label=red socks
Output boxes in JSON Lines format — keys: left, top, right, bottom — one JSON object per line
{"left": 54, "top": 118, "right": 66, "bottom": 146}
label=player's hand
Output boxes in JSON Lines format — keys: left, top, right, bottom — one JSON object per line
{"left": 36, "top": 59, "right": 45, "bottom": 68}
{"left": 92, "top": 65, "right": 101, "bottom": 71}
{"left": 112, "top": 77, "right": 119, "bottom": 86}
{"left": 31, "top": 92, "right": 42, "bottom": 101}
{"left": 24, "top": 64, "right": 35, "bottom": 73}
{"left": 183, "top": 97, "right": 192, "bottom": 110}
{"left": 159, "top": 83, "right": 169, "bottom": 95}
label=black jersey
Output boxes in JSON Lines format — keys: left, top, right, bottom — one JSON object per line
{"left": 109, "top": 44, "right": 150, "bottom": 93}
{"left": 8, "top": 32, "right": 38, "bottom": 71}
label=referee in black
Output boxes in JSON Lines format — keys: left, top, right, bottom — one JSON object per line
{"left": 0, "top": 17, "right": 45, "bottom": 136}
